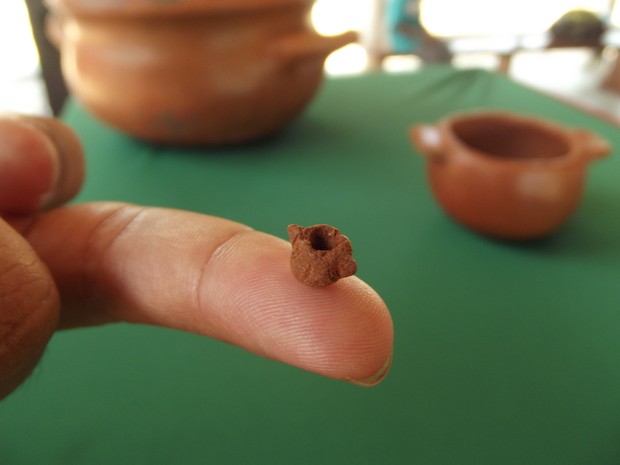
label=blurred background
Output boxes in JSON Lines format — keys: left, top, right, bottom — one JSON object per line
{"left": 1, "top": 0, "right": 620, "bottom": 117}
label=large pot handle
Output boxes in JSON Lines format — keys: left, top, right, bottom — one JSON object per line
{"left": 410, "top": 125, "right": 445, "bottom": 162}
{"left": 269, "top": 30, "right": 358, "bottom": 62}
{"left": 572, "top": 128, "right": 611, "bottom": 161}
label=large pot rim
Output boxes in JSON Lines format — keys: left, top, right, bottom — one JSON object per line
{"left": 45, "top": 0, "right": 313, "bottom": 17}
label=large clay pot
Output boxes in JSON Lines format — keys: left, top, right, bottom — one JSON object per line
{"left": 411, "top": 111, "right": 610, "bottom": 240}
{"left": 45, "top": 0, "right": 356, "bottom": 145}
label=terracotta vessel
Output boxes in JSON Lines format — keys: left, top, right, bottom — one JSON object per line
{"left": 411, "top": 111, "right": 610, "bottom": 240}
{"left": 45, "top": 0, "right": 356, "bottom": 145}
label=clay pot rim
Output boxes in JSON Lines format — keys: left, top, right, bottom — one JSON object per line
{"left": 441, "top": 110, "right": 581, "bottom": 165}
{"left": 45, "top": 0, "right": 313, "bottom": 17}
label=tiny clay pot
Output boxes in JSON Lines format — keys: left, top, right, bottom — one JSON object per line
{"left": 45, "top": 0, "right": 356, "bottom": 145}
{"left": 410, "top": 111, "right": 611, "bottom": 240}
{"left": 288, "top": 224, "right": 357, "bottom": 287}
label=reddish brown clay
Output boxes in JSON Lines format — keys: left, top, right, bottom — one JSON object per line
{"left": 45, "top": 0, "right": 357, "bottom": 145}
{"left": 410, "top": 111, "right": 611, "bottom": 240}
{"left": 288, "top": 224, "right": 357, "bottom": 287}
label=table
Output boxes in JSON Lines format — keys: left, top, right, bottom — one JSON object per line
{"left": 1, "top": 66, "right": 620, "bottom": 465}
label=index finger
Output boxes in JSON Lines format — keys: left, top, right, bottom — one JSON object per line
{"left": 15, "top": 203, "right": 394, "bottom": 386}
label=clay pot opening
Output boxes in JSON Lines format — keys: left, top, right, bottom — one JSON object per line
{"left": 309, "top": 229, "right": 337, "bottom": 251}
{"left": 451, "top": 115, "right": 571, "bottom": 160}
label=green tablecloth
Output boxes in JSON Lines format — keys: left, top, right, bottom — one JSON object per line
{"left": 2, "top": 66, "right": 619, "bottom": 464}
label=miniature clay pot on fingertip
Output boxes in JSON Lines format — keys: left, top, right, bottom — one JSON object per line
{"left": 45, "top": 0, "right": 357, "bottom": 146}
{"left": 410, "top": 111, "right": 611, "bottom": 240}
{"left": 288, "top": 224, "right": 357, "bottom": 287}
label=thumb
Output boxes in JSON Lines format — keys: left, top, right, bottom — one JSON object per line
{"left": 0, "top": 219, "right": 59, "bottom": 399}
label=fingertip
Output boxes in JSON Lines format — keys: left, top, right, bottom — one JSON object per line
{"left": 349, "top": 351, "right": 393, "bottom": 387}
{"left": 19, "top": 116, "right": 85, "bottom": 210}
{"left": 310, "top": 277, "right": 394, "bottom": 386}
{"left": 199, "top": 231, "right": 394, "bottom": 386}
{"left": 342, "top": 281, "right": 394, "bottom": 386}
{"left": 0, "top": 115, "right": 84, "bottom": 215}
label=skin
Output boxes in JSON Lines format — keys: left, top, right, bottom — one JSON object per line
{"left": 0, "top": 115, "right": 393, "bottom": 400}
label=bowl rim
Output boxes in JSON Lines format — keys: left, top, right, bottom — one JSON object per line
{"left": 440, "top": 110, "right": 583, "bottom": 166}
{"left": 45, "top": 0, "right": 313, "bottom": 17}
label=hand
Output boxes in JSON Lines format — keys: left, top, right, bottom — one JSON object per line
{"left": 0, "top": 115, "right": 393, "bottom": 399}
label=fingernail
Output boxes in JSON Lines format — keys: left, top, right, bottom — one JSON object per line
{"left": 33, "top": 134, "right": 61, "bottom": 209}
{"left": 349, "top": 352, "right": 393, "bottom": 387}
{"left": 16, "top": 116, "right": 62, "bottom": 210}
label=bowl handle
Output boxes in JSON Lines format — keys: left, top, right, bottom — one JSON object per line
{"left": 572, "top": 129, "right": 611, "bottom": 161}
{"left": 410, "top": 125, "right": 445, "bottom": 162}
{"left": 268, "top": 30, "right": 358, "bottom": 62}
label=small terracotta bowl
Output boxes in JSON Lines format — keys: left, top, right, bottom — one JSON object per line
{"left": 411, "top": 111, "right": 611, "bottom": 240}
{"left": 45, "top": 0, "right": 356, "bottom": 145}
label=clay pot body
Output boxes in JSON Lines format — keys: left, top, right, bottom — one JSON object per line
{"left": 411, "top": 111, "right": 610, "bottom": 240}
{"left": 46, "top": 0, "right": 356, "bottom": 145}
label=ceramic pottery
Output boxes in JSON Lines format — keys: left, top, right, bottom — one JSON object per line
{"left": 411, "top": 111, "right": 610, "bottom": 240}
{"left": 45, "top": 0, "right": 356, "bottom": 145}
